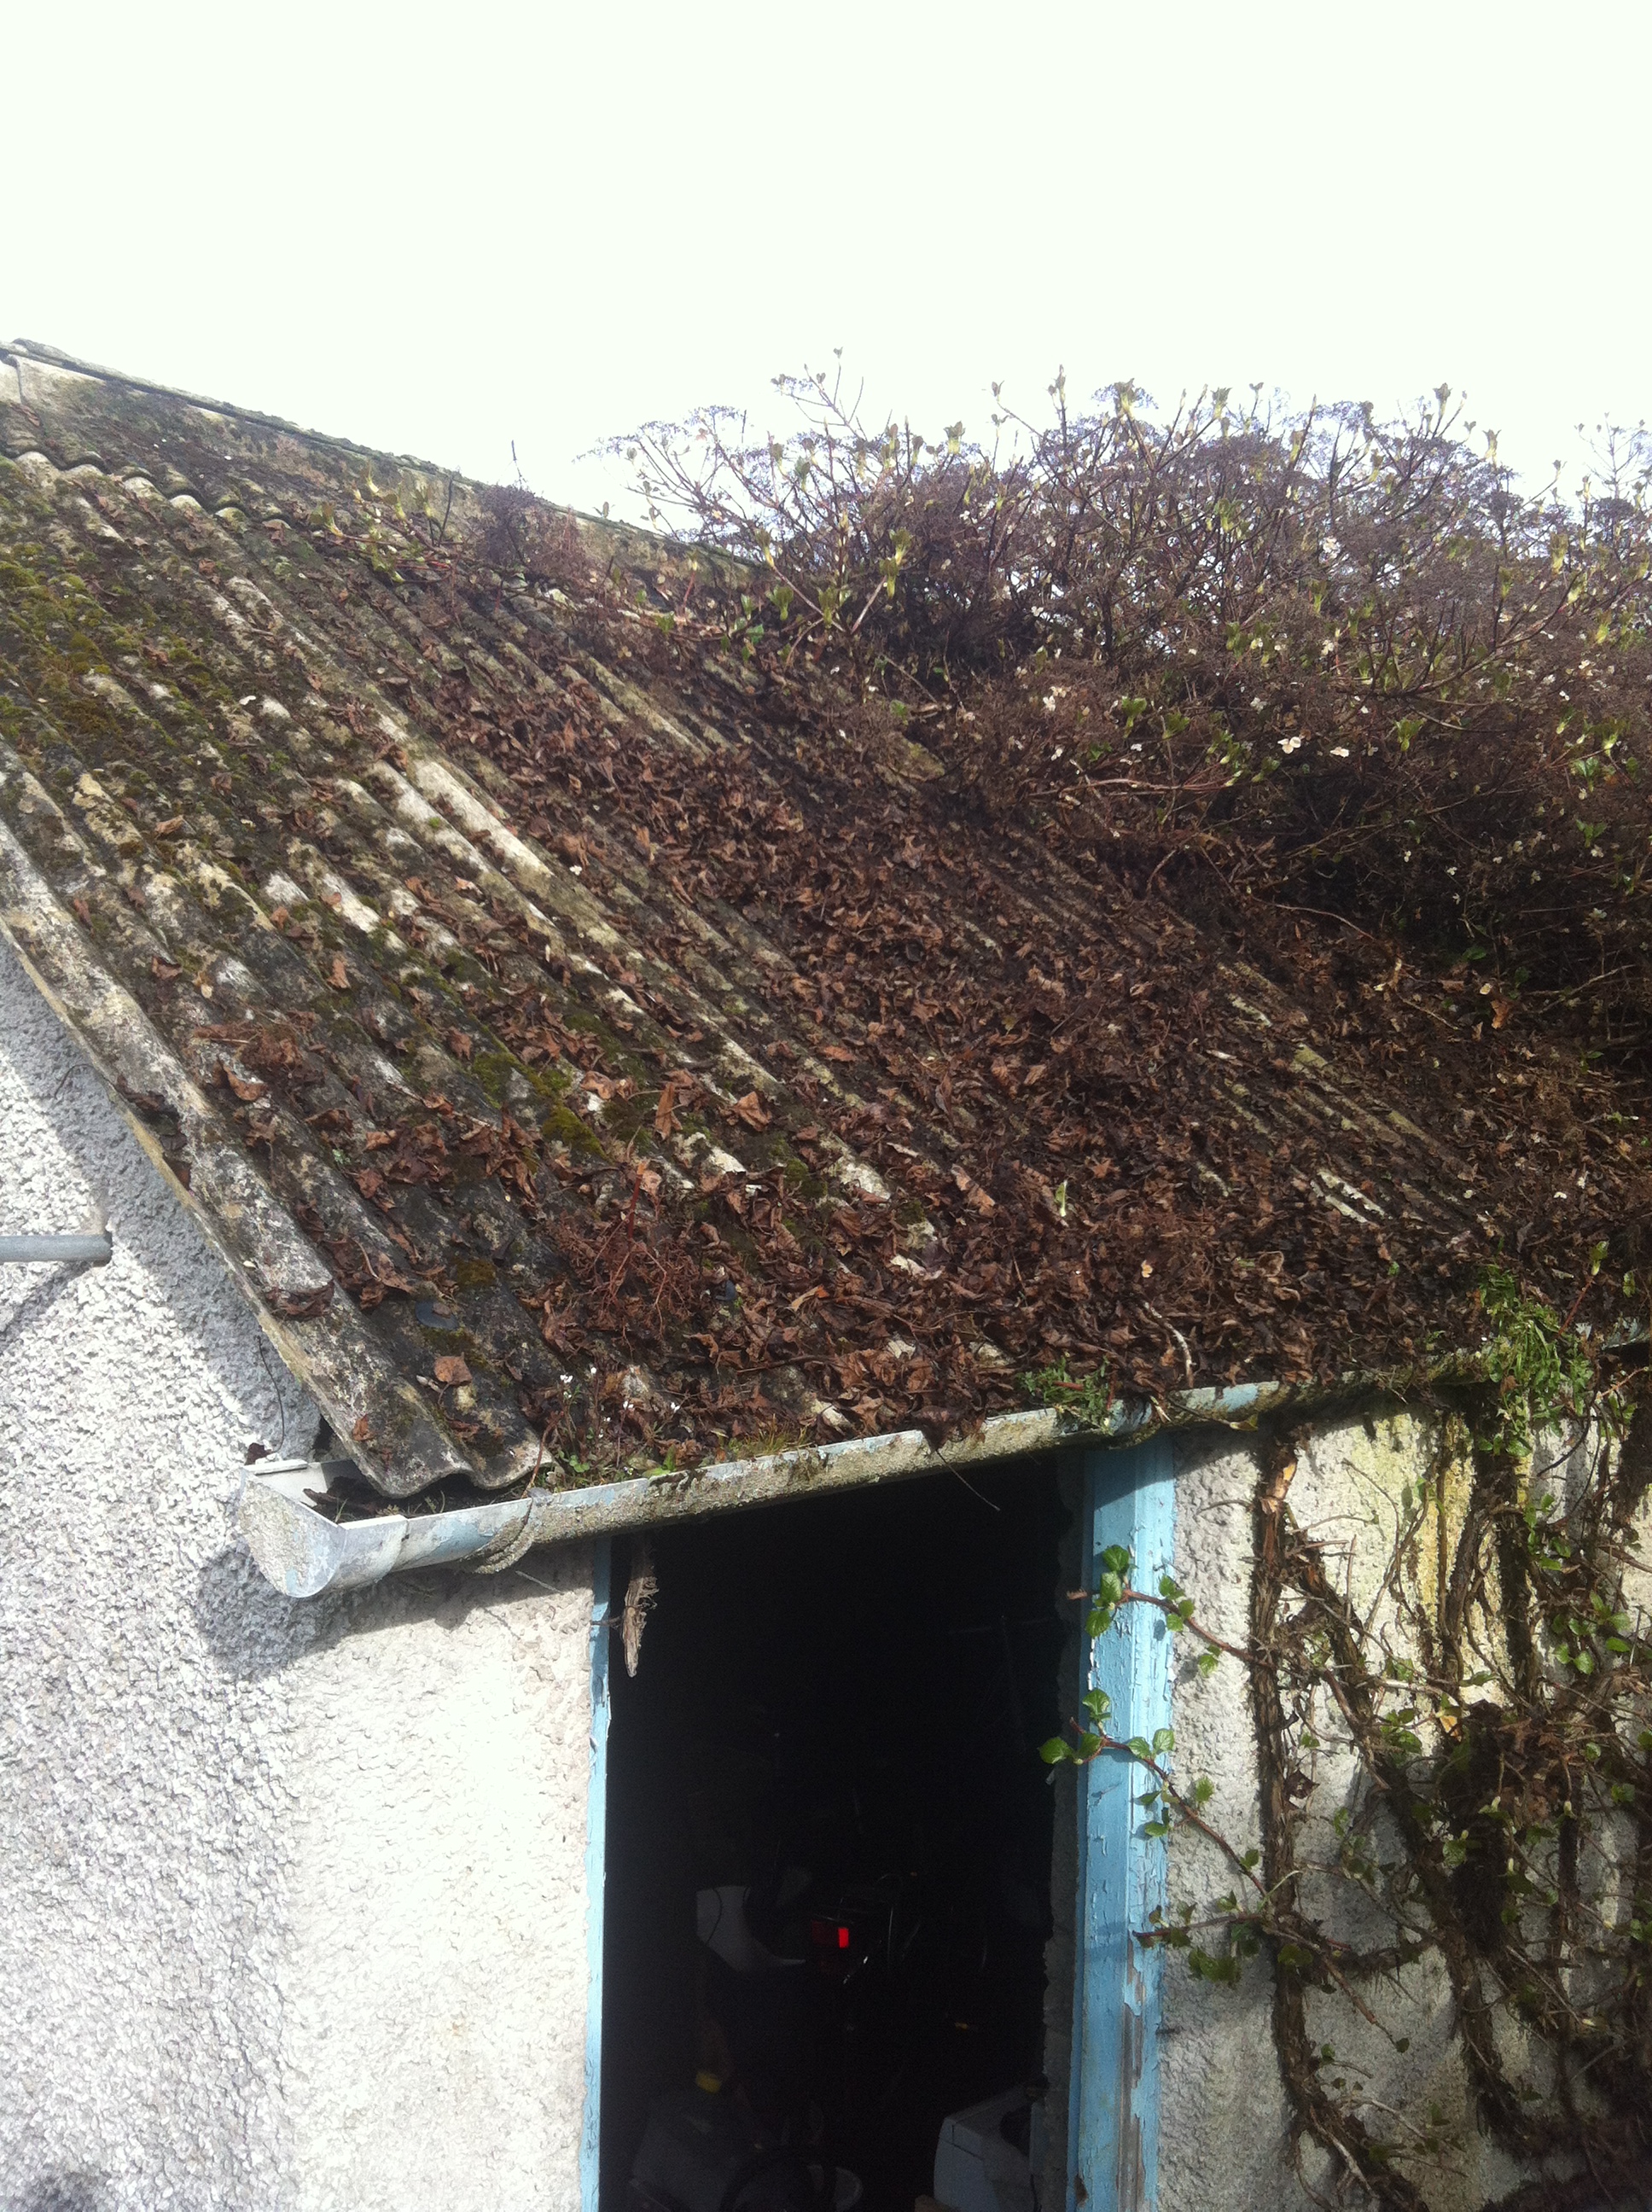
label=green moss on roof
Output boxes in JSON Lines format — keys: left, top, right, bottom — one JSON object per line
{"left": 3, "top": 338, "right": 1645, "bottom": 1503}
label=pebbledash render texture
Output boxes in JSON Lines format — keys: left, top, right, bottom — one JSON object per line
{"left": 0, "top": 926, "right": 595, "bottom": 2212}
{"left": 2, "top": 342, "right": 1647, "bottom": 2212}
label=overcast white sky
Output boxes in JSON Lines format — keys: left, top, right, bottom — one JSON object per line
{"left": 7, "top": 1, "right": 1649, "bottom": 516}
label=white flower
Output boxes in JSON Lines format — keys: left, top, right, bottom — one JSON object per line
{"left": 1329, "top": 745, "right": 1350, "bottom": 757}
{"left": 1280, "top": 735, "right": 1304, "bottom": 754}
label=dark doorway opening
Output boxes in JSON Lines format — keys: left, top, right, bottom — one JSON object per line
{"left": 600, "top": 1459, "right": 1067, "bottom": 2212}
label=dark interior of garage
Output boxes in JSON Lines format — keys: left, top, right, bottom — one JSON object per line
{"left": 599, "top": 1459, "right": 1067, "bottom": 2212}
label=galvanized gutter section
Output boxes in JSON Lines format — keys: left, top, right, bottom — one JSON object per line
{"left": 240, "top": 1318, "right": 1652, "bottom": 1598}
{"left": 236, "top": 1380, "right": 1305, "bottom": 1598}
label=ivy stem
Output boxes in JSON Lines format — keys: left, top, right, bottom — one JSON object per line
{"left": 1068, "top": 1583, "right": 1253, "bottom": 1662}
{"left": 1067, "top": 1728, "right": 1269, "bottom": 1896}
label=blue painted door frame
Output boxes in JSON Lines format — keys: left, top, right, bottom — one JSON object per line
{"left": 1067, "top": 1437, "right": 1176, "bottom": 2212}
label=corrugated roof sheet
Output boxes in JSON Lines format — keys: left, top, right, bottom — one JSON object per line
{"left": 3, "top": 340, "right": 1644, "bottom": 1500}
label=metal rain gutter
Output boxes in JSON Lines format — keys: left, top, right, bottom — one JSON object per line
{"left": 237, "top": 1316, "right": 1652, "bottom": 1600}
{"left": 238, "top": 1382, "right": 1305, "bottom": 1598}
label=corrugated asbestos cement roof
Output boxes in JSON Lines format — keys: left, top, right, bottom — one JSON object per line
{"left": 3, "top": 341, "right": 1645, "bottom": 1505}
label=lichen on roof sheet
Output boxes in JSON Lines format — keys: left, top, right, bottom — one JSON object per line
{"left": 2, "top": 340, "right": 1646, "bottom": 1501}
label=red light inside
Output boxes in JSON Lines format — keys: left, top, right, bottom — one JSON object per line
{"left": 837, "top": 1924, "right": 851, "bottom": 1951}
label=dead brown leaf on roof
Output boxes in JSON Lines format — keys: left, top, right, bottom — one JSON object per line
{"left": 953, "top": 1167, "right": 996, "bottom": 1214}
{"left": 581, "top": 1070, "right": 632, "bottom": 1103}
{"left": 654, "top": 1073, "right": 692, "bottom": 1138}
{"left": 358, "top": 1248, "right": 425, "bottom": 1303}
{"left": 217, "top": 1061, "right": 266, "bottom": 1103}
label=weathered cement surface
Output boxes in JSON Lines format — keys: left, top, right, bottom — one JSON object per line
{"left": 1160, "top": 1413, "right": 1529, "bottom": 2212}
{"left": 0, "top": 931, "right": 595, "bottom": 2211}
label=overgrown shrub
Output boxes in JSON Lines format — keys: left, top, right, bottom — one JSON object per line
{"left": 474, "top": 482, "right": 592, "bottom": 591}
{"left": 612, "top": 370, "right": 1652, "bottom": 1060}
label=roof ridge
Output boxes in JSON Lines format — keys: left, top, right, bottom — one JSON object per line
{"left": 4, "top": 336, "right": 459, "bottom": 481}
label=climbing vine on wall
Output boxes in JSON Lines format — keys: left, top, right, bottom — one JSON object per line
{"left": 1044, "top": 1277, "right": 1652, "bottom": 2210}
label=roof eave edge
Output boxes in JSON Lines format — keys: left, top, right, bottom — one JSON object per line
{"left": 235, "top": 1369, "right": 1430, "bottom": 1598}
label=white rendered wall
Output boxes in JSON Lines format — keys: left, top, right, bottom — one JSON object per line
{"left": 0, "top": 932, "right": 596, "bottom": 2212}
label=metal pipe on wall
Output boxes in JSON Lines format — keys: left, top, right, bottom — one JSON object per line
{"left": 0, "top": 1231, "right": 113, "bottom": 1263}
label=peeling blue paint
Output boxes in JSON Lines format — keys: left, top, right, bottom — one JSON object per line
{"left": 1093, "top": 1380, "right": 1274, "bottom": 1438}
{"left": 581, "top": 1539, "right": 613, "bottom": 2212}
{"left": 1067, "top": 1438, "right": 1175, "bottom": 2212}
